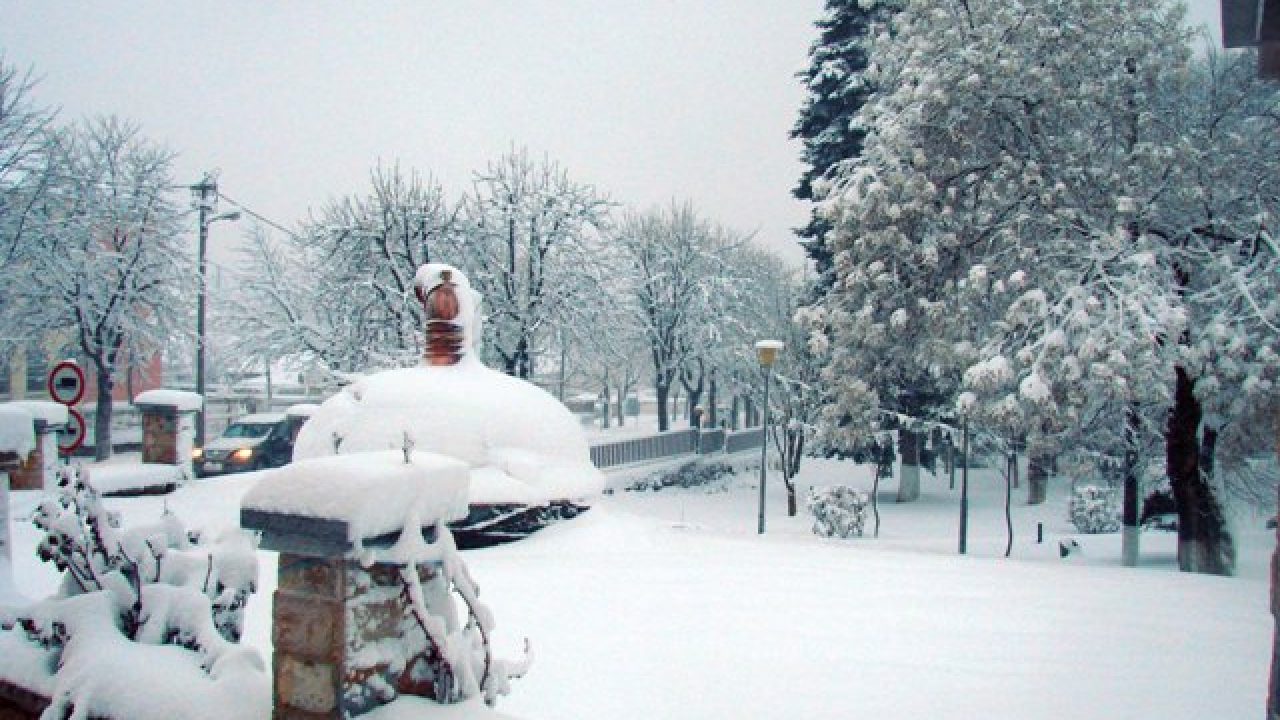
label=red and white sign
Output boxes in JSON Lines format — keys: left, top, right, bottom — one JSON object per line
{"left": 58, "top": 407, "right": 87, "bottom": 456}
{"left": 47, "top": 360, "right": 86, "bottom": 407}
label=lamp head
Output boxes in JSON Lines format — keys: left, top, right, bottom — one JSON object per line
{"left": 754, "top": 340, "right": 784, "bottom": 367}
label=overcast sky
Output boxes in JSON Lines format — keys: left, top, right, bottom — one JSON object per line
{"left": 1, "top": 1, "right": 1224, "bottom": 269}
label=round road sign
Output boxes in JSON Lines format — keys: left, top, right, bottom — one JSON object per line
{"left": 59, "top": 407, "right": 87, "bottom": 456}
{"left": 47, "top": 360, "right": 86, "bottom": 406}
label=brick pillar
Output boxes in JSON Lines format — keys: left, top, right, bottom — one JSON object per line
{"left": 141, "top": 408, "right": 179, "bottom": 464}
{"left": 273, "top": 554, "right": 344, "bottom": 719}
{"left": 8, "top": 440, "right": 42, "bottom": 491}
{"left": 245, "top": 510, "right": 455, "bottom": 719}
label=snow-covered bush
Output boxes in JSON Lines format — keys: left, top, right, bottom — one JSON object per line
{"left": 807, "top": 485, "right": 869, "bottom": 538}
{"left": 1068, "top": 484, "right": 1121, "bottom": 534}
{"left": 621, "top": 460, "right": 738, "bottom": 493}
{"left": 0, "top": 465, "right": 267, "bottom": 718}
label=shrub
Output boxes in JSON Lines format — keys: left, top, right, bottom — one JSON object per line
{"left": 1, "top": 465, "right": 267, "bottom": 718}
{"left": 1068, "top": 484, "right": 1121, "bottom": 534}
{"left": 622, "top": 460, "right": 737, "bottom": 493}
{"left": 807, "top": 485, "right": 869, "bottom": 538}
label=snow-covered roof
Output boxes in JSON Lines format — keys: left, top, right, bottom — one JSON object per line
{"left": 293, "top": 362, "right": 605, "bottom": 504}
{"left": 242, "top": 450, "right": 471, "bottom": 541}
{"left": 8, "top": 401, "right": 69, "bottom": 426}
{"left": 0, "top": 405, "right": 35, "bottom": 456}
{"left": 133, "top": 389, "right": 204, "bottom": 412}
{"left": 285, "top": 403, "right": 320, "bottom": 418}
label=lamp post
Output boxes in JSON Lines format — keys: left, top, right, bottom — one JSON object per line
{"left": 755, "top": 339, "right": 784, "bottom": 534}
{"left": 191, "top": 174, "right": 239, "bottom": 448}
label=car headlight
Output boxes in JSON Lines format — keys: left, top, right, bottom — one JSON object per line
{"left": 192, "top": 447, "right": 204, "bottom": 462}
{"left": 231, "top": 447, "right": 255, "bottom": 462}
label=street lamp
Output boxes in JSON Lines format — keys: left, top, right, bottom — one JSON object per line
{"left": 755, "top": 339, "right": 784, "bottom": 534}
{"left": 191, "top": 174, "right": 239, "bottom": 448}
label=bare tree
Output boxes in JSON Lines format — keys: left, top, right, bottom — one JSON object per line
{"left": 611, "top": 202, "right": 750, "bottom": 431}
{"left": 457, "top": 149, "right": 611, "bottom": 379}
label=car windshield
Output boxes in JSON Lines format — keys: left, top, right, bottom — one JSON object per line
{"left": 222, "top": 423, "right": 274, "bottom": 439}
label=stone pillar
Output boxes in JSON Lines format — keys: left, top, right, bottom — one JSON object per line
{"left": 241, "top": 453, "right": 472, "bottom": 719}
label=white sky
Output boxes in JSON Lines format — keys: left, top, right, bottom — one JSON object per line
{"left": 0, "top": 1, "right": 1223, "bottom": 269}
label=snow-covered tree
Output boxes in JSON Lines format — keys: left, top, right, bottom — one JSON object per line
{"left": 456, "top": 149, "right": 611, "bottom": 379}
{"left": 13, "top": 117, "right": 188, "bottom": 460}
{"left": 611, "top": 202, "right": 751, "bottom": 432}
{"left": 811, "top": 0, "right": 1277, "bottom": 574}
{"left": 791, "top": 0, "right": 900, "bottom": 278}
{"left": 0, "top": 58, "right": 56, "bottom": 358}
{"left": 230, "top": 164, "right": 454, "bottom": 375}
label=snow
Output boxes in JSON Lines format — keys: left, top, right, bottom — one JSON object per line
{"left": 0, "top": 405, "right": 34, "bottom": 456}
{"left": 7, "top": 401, "right": 68, "bottom": 427}
{"left": 294, "top": 362, "right": 604, "bottom": 504}
{"left": 3, "top": 433, "right": 1274, "bottom": 719}
{"left": 242, "top": 450, "right": 471, "bottom": 540}
{"left": 133, "top": 389, "right": 204, "bottom": 412}
{"left": 284, "top": 403, "right": 319, "bottom": 418}
{"left": 88, "top": 462, "right": 188, "bottom": 495}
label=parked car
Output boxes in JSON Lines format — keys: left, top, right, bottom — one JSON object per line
{"left": 194, "top": 412, "right": 303, "bottom": 476}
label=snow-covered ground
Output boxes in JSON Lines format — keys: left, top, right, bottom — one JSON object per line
{"left": 4, "top": 448, "right": 1273, "bottom": 719}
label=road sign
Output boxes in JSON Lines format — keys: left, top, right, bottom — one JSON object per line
{"left": 47, "top": 360, "right": 86, "bottom": 407}
{"left": 58, "top": 407, "right": 87, "bottom": 456}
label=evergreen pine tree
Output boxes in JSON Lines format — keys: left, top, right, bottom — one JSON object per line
{"left": 790, "top": 0, "right": 899, "bottom": 282}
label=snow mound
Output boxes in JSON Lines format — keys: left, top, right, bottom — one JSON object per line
{"left": 91, "top": 463, "right": 187, "bottom": 496}
{"left": 294, "top": 362, "right": 605, "bottom": 505}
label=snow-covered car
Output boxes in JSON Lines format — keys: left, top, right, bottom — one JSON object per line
{"left": 194, "top": 412, "right": 301, "bottom": 476}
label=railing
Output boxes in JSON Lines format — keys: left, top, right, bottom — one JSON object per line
{"left": 725, "top": 428, "right": 763, "bottom": 455}
{"left": 588, "top": 426, "right": 762, "bottom": 469}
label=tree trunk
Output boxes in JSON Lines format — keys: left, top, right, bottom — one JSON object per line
{"left": 1122, "top": 405, "right": 1141, "bottom": 568}
{"left": 1027, "top": 451, "right": 1050, "bottom": 505}
{"left": 656, "top": 381, "right": 671, "bottom": 432}
{"left": 708, "top": 369, "right": 718, "bottom": 427}
{"left": 615, "top": 386, "right": 626, "bottom": 427}
{"left": 897, "top": 427, "right": 921, "bottom": 503}
{"left": 93, "top": 371, "right": 114, "bottom": 462}
{"left": 730, "top": 395, "right": 740, "bottom": 430}
{"left": 1167, "top": 366, "right": 1235, "bottom": 575}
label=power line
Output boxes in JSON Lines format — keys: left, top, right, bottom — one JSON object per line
{"left": 215, "top": 191, "right": 302, "bottom": 240}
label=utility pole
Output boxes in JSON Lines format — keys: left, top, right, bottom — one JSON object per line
{"left": 189, "top": 174, "right": 239, "bottom": 448}
{"left": 959, "top": 414, "right": 970, "bottom": 555}
{"left": 192, "top": 174, "right": 216, "bottom": 449}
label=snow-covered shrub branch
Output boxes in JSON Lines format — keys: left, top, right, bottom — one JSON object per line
{"left": 0, "top": 465, "right": 265, "bottom": 718}
{"left": 358, "top": 512, "right": 531, "bottom": 707}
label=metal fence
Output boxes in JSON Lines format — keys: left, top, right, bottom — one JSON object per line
{"left": 588, "top": 426, "right": 762, "bottom": 469}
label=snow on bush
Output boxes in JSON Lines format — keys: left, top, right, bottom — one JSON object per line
{"left": 619, "top": 460, "right": 739, "bottom": 494}
{"left": 0, "top": 465, "right": 267, "bottom": 719}
{"left": 807, "top": 485, "right": 869, "bottom": 539}
{"left": 1068, "top": 484, "right": 1121, "bottom": 534}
